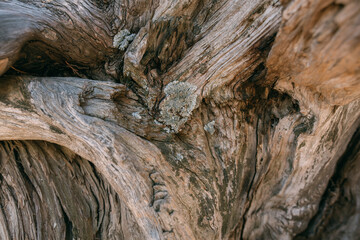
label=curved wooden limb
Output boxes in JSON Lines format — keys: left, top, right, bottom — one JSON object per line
{"left": 0, "top": 75, "right": 199, "bottom": 239}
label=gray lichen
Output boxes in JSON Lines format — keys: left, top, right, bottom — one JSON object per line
{"left": 204, "top": 120, "right": 216, "bottom": 135}
{"left": 132, "top": 112, "right": 142, "bottom": 120}
{"left": 113, "top": 29, "right": 136, "bottom": 51}
{"left": 175, "top": 153, "right": 184, "bottom": 162}
{"left": 154, "top": 120, "right": 162, "bottom": 125}
{"left": 158, "top": 81, "right": 197, "bottom": 133}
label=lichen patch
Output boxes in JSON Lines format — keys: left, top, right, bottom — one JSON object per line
{"left": 158, "top": 81, "right": 197, "bottom": 133}
{"left": 204, "top": 120, "right": 216, "bottom": 135}
{"left": 113, "top": 29, "right": 136, "bottom": 51}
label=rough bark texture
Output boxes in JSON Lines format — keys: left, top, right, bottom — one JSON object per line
{"left": 0, "top": 0, "right": 359, "bottom": 239}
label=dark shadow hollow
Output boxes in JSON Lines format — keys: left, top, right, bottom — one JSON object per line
{"left": 0, "top": 140, "right": 143, "bottom": 239}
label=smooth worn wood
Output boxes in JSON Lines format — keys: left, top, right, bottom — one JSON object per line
{"left": 0, "top": 0, "right": 359, "bottom": 239}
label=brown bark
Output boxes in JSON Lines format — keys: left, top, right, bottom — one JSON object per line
{"left": 0, "top": 0, "right": 359, "bottom": 239}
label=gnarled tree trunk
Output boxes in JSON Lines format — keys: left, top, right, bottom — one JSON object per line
{"left": 0, "top": 0, "right": 359, "bottom": 239}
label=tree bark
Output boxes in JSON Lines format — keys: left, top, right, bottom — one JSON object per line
{"left": 0, "top": 0, "right": 359, "bottom": 239}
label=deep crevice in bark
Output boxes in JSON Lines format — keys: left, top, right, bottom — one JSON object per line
{"left": 295, "top": 127, "right": 360, "bottom": 240}
{"left": 0, "top": 141, "right": 142, "bottom": 239}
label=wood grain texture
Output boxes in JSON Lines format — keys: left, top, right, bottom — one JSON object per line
{"left": 0, "top": 140, "right": 143, "bottom": 240}
{"left": 0, "top": 0, "right": 359, "bottom": 239}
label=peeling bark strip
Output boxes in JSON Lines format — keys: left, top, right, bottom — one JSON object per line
{"left": 0, "top": 0, "right": 359, "bottom": 239}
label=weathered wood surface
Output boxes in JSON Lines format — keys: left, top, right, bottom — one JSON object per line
{"left": 0, "top": 0, "right": 359, "bottom": 239}
{"left": 0, "top": 140, "right": 144, "bottom": 240}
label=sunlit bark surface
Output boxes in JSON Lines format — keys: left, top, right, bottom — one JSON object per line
{"left": 0, "top": 0, "right": 359, "bottom": 239}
